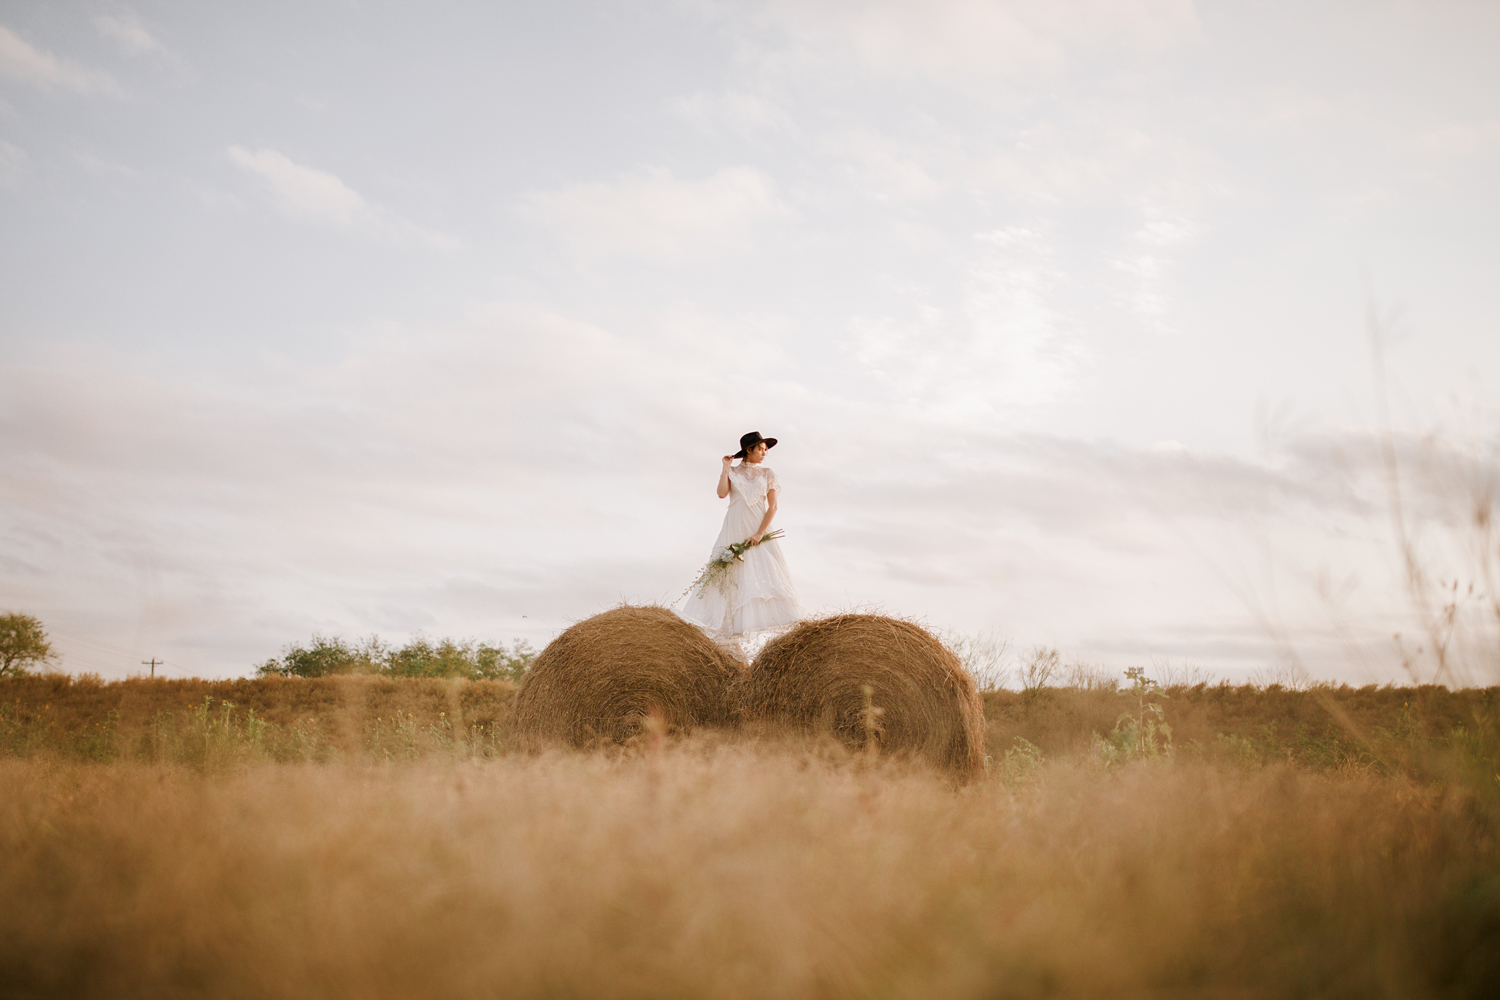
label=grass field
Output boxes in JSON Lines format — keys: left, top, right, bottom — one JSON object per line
{"left": 3, "top": 672, "right": 1498, "bottom": 773}
{"left": 2, "top": 673, "right": 1498, "bottom": 998}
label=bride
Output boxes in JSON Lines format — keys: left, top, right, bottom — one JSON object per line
{"left": 679, "top": 431, "right": 807, "bottom": 652}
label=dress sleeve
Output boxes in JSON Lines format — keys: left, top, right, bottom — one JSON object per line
{"left": 767, "top": 468, "right": 780, "bottom": 493}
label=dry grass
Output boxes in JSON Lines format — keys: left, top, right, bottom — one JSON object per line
{"left": 3, "top": 669, "right": 1500, "bottom": 997}
{"left": 744, "top": 614, "right": 986, "bottom": 778}
{"left": 985, "top": 681, "right": 1500, "bottom": 777}
{"left": 0, "top": 747, "right": 1495, "bottom": 999}
{"left": 5, "top": 672, "right": 1500, "bottom": 776}
{"left": 0, "top": 673, "right": 519, "bottom": 763}
{"left": 511, "top": 605, "right": 743, "bottom": 749}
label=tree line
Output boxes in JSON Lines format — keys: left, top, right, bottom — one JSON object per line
{"left": 1, "top": 612, "right": 535, "bottom": 682}
{"left": 255, "top": 634, "right": 536, "bottom": 682}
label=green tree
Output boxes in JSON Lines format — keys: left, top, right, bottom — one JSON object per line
{"left": 254, "top": 634, "right": 535, "bottom": 680}
{"left": 472, "top": 640, "right": 536, "bottom": 682}
{"left": 381, "top": 637, "right": 535, "bottom": 681}
{"left": 254, "top": 635, "right": 387, "bottom": 678}
{"left": 0, "top": 613, "right": 57, "bottom": 678}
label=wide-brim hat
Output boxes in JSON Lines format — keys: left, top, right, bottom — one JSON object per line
{"left": 733, "top": 430, "right": 778, "bottom": 459}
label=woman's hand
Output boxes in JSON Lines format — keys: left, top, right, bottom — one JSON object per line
{"left": 749, "top": 532, "right": 764, "bottom": 545}
{"left": 722, "top": 455, "right": 735, "bottom": 467}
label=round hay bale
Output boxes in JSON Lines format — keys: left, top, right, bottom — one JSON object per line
{"left": 743, "top": 614, "right": 986, "bottom": 778}
{"left": 511, "top": 605, "right": 743, "bottom": 749}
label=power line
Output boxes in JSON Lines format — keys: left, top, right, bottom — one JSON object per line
{"left": 45, "top": 629, "right": 190, "bottom": 679}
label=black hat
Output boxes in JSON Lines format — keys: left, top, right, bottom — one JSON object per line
{"left": 733, "top": 430, "right": 778, "bottom": 459}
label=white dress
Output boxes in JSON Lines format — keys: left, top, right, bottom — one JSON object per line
{"left": 679, "top": 462, "right": 807, "bottom": 647}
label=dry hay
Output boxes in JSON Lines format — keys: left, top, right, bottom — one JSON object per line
{"left": 743, "top": 614, "right": 986, "bottom": 778}
{"left": 511, "top": 605, "right": 743, "bottom": 749}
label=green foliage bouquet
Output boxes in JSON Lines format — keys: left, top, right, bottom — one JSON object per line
{"left": 690, "top": 530, "right": 785, "bottom": 599}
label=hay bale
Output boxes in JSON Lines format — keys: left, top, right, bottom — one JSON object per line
{"left": 743, "top": 614, "right": 986, "bottom": 778}
{"left": 511, "top": 605, "right": 742, "bottom": 749}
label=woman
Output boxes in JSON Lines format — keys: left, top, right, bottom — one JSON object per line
{"left": 679, "top": 431, "right": 807, "bottom": 653}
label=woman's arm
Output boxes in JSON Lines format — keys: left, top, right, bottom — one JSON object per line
{"left": 750, "top": 489, "right": 778, "bottom": 543}
{"left": 717, "top": 455, "right": 734, "bottom": 498}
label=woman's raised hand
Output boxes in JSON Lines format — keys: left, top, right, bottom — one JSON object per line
{"left": 721, "top": 455, "right": 735, "bottom": 467}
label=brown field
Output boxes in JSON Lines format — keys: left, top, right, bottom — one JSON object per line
{"left": 2, "top": 674, "right": 1499, "bottom": 998}
{"left": 3, "top": 672, "right": 1497, "bottom": 773}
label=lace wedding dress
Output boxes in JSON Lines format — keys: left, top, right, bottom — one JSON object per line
{"left": 679, "top": 463, "right": 807, "bottom": 652}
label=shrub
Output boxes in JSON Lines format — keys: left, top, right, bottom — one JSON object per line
{"left": 385, "top": 637, "right": 535, "bottom": 682}
{"left": 1093, "top": 666, "right": 1174, "bottom": 765}
{"left": 255, "top": 635, "right": 385, "bottom": 677}
{"left": 255, "top": 634, "right": 535, "bottom": 681}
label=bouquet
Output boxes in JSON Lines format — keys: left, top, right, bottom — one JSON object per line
{"left": 688, "top": 530, "right": 785, "bottom": 599}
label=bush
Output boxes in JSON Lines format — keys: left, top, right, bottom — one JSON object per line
{"left": 254, "top": 635, "right": 383, "bottom": 678}
{"left": 256, "top": 634, "right": 535, "bottom": 681}
{"left": 384, "top": 636, "right": 535, "bottom": 681}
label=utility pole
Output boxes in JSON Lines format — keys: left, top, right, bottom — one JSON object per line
{"left": 142, "top": 658, "right": 162, "bottom": 679}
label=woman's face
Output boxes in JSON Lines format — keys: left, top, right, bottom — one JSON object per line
{"left": 745, "top": 442, "right": 768, "bottom": 464}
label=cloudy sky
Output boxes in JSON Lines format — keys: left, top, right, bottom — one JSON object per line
{"left": 2, "top": 0, "right": 1498, "bottom": 685}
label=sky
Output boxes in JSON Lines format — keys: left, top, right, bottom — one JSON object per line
{"left": 2, "top": 0, "right": 1498, "bottom": 685}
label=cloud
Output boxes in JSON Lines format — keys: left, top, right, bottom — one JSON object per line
{"left": 0, "top": 140, "right": 23, "bottom": 187}
{"left": 0, "top": 23, "right": 118, "bottom": 94}
{"left": 845, "top": 226, "right": 1080, "bottom": 417}
{"left": 827, "top": 130, "right": 945, "bottom": 201}
{"left": 1413, "top": 120, "right": 1500, "bottom": 159}
{"left": 1110, "top": 201, "right": 1196, "bottom": 333}
{"left": 4, "top": 310, "right": 1488, "bottom": 684}
{"left": 671, "top": 91, "right": 793, "bottom": 134}
{"left": 226, "top": 146, "right": 455, "bottom": 247}
{"left": 755, "top": 0, "right": 1199, "bottom": 86}
{"left": 228, "top": 146, "right": 368, "bottom": 225}
{"left": 94, "top": 13, "right": 166, "bottom": 56}
{"left": 0, "top": 305, "right": 781, "bottom": 673}
{"left": 76, "top": 152, "right": 136, "bottom": 178}
{"left": 1248, "top": 88, "right": 1338, "bottom": 132}
{"left": 519, "top": 167, "right": 789, "bottom": 261}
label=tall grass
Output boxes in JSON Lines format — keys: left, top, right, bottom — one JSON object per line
{"left": 0, "top": 674, "right": 519, "bottom": 764}
{"left": 0, "top": 746, "right": 1495, "bottom": 999}
{"left": 3, "top": 668, "right": 1497, "bottom": 997}
{"left": 4, "top": 672, "right": 1499, "bottom": 778}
